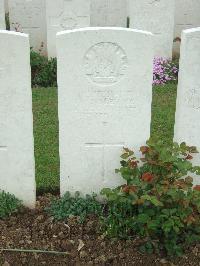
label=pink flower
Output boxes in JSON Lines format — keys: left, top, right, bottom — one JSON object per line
{"left": 153, "top": 57, "right": 179, "bottom": 86}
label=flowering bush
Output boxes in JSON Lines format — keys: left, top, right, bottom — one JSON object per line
{"left": 153, "top": 57, "right": 179, "bottom": 85}
{"left": 101, "top": 140, "right": 200, "bottom": 256}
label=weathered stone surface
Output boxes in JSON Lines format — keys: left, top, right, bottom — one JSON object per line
{"left": 0, "top": 0, "right": 5, "bottom": 29}
{"left": 91, "top": 0, "right": 127, "bottom": 27}
{"left": 0, "top": 31, "right": 35, "bottom": 207}
{"left": 9, "top": 0, "right": 47, "bottom": 54}
{"left": 4, "top": 0, "right": 9, "bottom": 13}
{"left": 174, "top": 0, "right": 200, "bottom": 56}
{"left": 174, "top": 28, "right": 200, "bottom": 185}
{"left": 46, "top": 0, "right": 90, "bottom": 58}
{"left": 57, "top": 27, "right": 153, "bottom": 195}
{"left": 129, "top": 0, "right": 175, "bottom": 58}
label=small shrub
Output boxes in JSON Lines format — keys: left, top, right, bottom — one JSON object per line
{"left": 0, "top": 190, "right": 22, "bottom": 219}
{"left": 101, "top": 140, "right": 200, "bottom": 256}
{"left": 153, "top": 57, "right": 179, "bottom": 85}
{"left": 30, "top": 49, "right": 57, "bottom": 87}
{"left": 47, "top": 192, "right": 103, "bottom": 223}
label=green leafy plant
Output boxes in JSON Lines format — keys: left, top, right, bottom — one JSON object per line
{"left": 101, "top": 140, "right": 200, "bottom": 256}
{"left": 0, "top": 190, "right": 22, "bottom": 219}
{"left": 5, "top": 13, "right": 10, "bottom": 30}
{"left": 30, "top": 49, "right": 57, "bottom": 87}
{"left": 47, "top": 192, "right": 103, "bottom": 223}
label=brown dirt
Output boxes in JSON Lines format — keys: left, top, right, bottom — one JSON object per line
{"left": 0, "top": 194, "right": 200, "bottom": 266}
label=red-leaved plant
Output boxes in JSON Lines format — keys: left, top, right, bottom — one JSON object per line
{"left": 101, "top": 140, "right": 200, "bottom": 256}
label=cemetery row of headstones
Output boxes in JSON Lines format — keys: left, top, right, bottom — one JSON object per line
{"left": 0, "top": 26, "right": 200, "bottom": 208}
{"left": 1, "top": 0, "right": 200, "bottom": 58}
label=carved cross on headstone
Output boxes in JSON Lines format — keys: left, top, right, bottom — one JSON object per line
{"left": 49, "top": 0, "right": 89, "bottom": 29}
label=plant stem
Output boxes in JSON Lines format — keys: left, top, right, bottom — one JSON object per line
{"left": 0, "top": 248, "right": 70, "bottom": 256}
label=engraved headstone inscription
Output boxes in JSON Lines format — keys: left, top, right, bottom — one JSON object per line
{"left": 9, "top": 0, "right": 47, "bottom": 54}
{"left": 91, "top": 0, "right": 127, "bottom": 27}
{"left": 46, "top": 0, "right": 90, "bottom": 58}
{"left": 57, "top": 27, "right": 153, "bottom": 195}
{"left": 174, "top": 0, "right": 200, "bottom": 55}
{"left": 129, "top": 0, "right": 175, "bottom": 58}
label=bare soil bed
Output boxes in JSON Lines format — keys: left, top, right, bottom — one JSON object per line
{"left": 0, "top": 195, "right": 200, "bottom": 266}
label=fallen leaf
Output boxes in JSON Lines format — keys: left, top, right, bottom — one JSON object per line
{"left": 77, "top": 239, "right": 85, "bottom": 252}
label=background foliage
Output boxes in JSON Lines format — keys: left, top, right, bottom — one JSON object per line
{"left": 47, "top": 192, "right": 102, "bottom": 223}
{"left": 0, "top": 191, "right": 22, "bottom": 219}
{"left": 30, "top": 49, "right": 57, "bottom": 87}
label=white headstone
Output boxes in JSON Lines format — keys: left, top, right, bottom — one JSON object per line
{"left": 57, "top": 27, "right": 153, "bottom": 196}
{"left": 4, "top": 0, "right": 9, "bottom": 13}
{"left": 0, "top": 31, "right": 35, "bottom": 207}
{"left": 9, "top": 0, "right": 47, "bottom": 55}
{"left": 46, "top": 0, "right": 90, "bottom": 58}
{"left": 174, "top": 28, "right": 200, "bottom": 185}
{"left": 129, "top": 0, "right": 175, "bottom": 58}
{"left": 91, "top": 0, "right": 127, "bottom": 27}
{"left": 174, "top": 0, "right": 200, "bottom": 56}
{"left": 0, "top": 0, "right": 6, "bottom": 29}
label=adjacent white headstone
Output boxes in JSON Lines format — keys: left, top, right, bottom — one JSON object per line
{"left": 129, "top": 0, "right": 175, "bottom": 58}
{"left": 9, "top": 0, "right": 47, "bottom": 55}
{"left": 46, "top": 0, "right": 90, "bottom": 58}
{"left": 174, "top": 28, "right": 200, "bottom": 185}
{"left": 0, "top": 0, "right": 6, "bottom": 29}
{"left": 57, "top": 27, "right": 153, "bottom": 196}
{"left": 91, "top": 0, "right": 127, "bottom": 27}
{"left": 0, "top": 31, "right": 35, "bottom": 207}
{"left": 174, "top": 0, "right": 200, "bottom": 56}
{"left": 4, "top": 0, "right": 8, "bottom": 13}
{"left": 4, "top": 0, "right": 9, "bottom": 13}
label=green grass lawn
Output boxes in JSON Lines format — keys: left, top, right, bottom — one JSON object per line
{"left": 32, "top": 88, "right": 59, "bottom": 193}
{"left": 151, "top": 84, "right": 177, "bottom": 145}
{"left": 32, "top": 84, "right": 177, "bottom": 192}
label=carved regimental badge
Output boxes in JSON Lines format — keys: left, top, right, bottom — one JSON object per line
{"left": 60, "top": 13, "right": 77, "bottom": 29}
{"left": 84, "top": 42, "right": 128, "bottom": 85}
